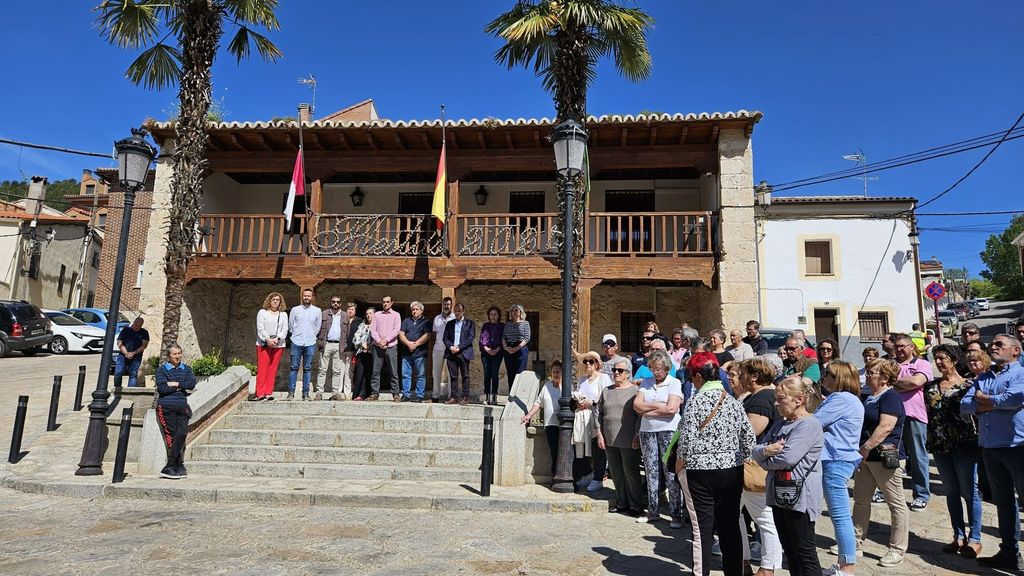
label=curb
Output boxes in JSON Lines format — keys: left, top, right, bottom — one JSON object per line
{"left": 0, "top": 473, "right": 607, "bottom": 514}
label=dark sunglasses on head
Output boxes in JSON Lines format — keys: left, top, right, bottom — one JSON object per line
{"left": 612, "top": 367, "right": 629, "bottom": 374}
{"left": 642, "top": 336, "right": 653, "bottom": 341}
{"left": 582, "top": 359, "right": 598, "bottom": 365}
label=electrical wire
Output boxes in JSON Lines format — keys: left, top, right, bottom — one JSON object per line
{"left": 0, "top": 137, "right": 111, "bottom": 159}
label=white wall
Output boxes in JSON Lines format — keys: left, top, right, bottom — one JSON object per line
{"left": 0, "top": 221, "right": 22, "bottom": 295}
{"left": 759, "top": 217, "right": 919, "bottom": 359}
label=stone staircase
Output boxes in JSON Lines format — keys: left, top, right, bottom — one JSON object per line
{"left": 186, "top": 397, "right": 489, "bottom": 483}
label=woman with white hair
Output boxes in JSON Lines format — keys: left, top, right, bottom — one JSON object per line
{"left": 633, "top": 349, "right": 684, "bottom": 526}
{"left": 502, "top": 304, "right": 531, "bottom": 386}
{"left": 577, "top": 350, "right": 611, "bottom": 491}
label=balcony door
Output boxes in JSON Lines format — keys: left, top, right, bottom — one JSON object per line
{"left": 605, "top": 190, "right": 654, "bottom": 253}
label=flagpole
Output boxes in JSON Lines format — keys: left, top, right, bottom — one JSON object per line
{"left": 440, "top": 104, "right": 447, "bottom": 222}
{"left": 297, "top": 104, "right": 309, "bottom": 252}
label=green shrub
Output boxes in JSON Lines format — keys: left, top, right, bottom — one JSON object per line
{"left": 144, "top": 355, "right": 161, "bottom": 376}
{"left": 191, "top": 351, "right": 227, "bottom": 378}
{"left": 230, "top": 357, "right": 257, "bottom": 375}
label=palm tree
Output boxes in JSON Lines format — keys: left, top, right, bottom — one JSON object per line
{"left": 486, "top": 0, "right": 654, "bottom": 346}
{"left": 95, "top": 0, "right": 281, "bottom": 354}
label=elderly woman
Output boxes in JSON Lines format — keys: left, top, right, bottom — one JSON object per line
{"left": 858, "top": 347, "right": 880, "bottom": 394}
{"left": 853, "top": 358, "right": 909, "bottom": 568}
{"left": 728, "top": 329, "right": 755, "bottom": 361}
{"left": 754, "top": 375, "right": 824, "bottom": 576}
{"left": 817, "top": 338, "right": 839, "bottom": 374}
{"left": 725, "top": 361, "right": 746, "bottom": 400}
{"left": 521, "top": 360, "right": 563, "bottom": 479}
{"left": 577, "top": 350, "right": 612, "bottom": 492}
{"left": 254, "top": 291, "right": 289, "bottom": 401}
{"left": 502, "top": 304, "right": 531, "bottom": 386}
{"left": 351, "top": 307, "right": 375, "bottom": 401}
{"left": 817, "top": 360, "right": 866, "bottom": 576}
{"left": 709, "top": 329, "right": 734, "bottom": 366}
{"left": 677, "top": 352, "right": 755, "bottom": 576}
{"left": 927, "top": 345, "right": 982, "bottom": 558}
{"left": 633, "top": 349, "right": 684, "bottom": 526}
{"left": 597, "top": 357, "right": 644, "bottom": 516}
{"left": 739, "top": 357, "right": 783, "bottom": 576}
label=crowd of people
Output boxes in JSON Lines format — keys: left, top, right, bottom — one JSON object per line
{"left": 154, "top": 288, "right": 1024, "bottom": 575}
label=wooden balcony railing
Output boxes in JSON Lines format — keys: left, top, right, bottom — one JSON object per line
{"left": 455, "top": 213, "right": 559, "bottom": 256}
{"left": 191, "top": 211, "right": 716, "bottom": 258}
{"left": 587, "top": 211, "right": 714, "bottom": 256}
{"left": 195, "top": 214, "right": 306, "bottom": 256}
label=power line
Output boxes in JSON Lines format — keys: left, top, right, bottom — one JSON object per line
{"left": 917, "top": 210, "right": 1024, "bottom": 216}
{"left": 0, "top": 137, "right": 111, "bottom": 159}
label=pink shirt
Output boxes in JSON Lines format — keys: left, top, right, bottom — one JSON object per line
{"left": 898, "top": 357, "right": 933, "bottom": 423}
{"left": 370, "top": 310, "right": 402, "bottom": 348}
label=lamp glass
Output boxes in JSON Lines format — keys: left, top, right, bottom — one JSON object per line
{"left": 115, "top": 131, "right": 156, "bottom": 189}
{"left": 350, "top": 187, "right": 364, "bottom": 207}
{"left": 551, "top": 120, "right": 588, "bottom": 177}
{"left": 474, "top": 185, "right": 488, "bottom": 206}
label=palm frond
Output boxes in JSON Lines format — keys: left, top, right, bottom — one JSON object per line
{"left": 94, "top": 0, "right": 162, "bottom": 49}
{"left": 125, "top": 42, "right": 183, "bottom": 89}
{"left": 226, "top": 26, "right": 282, "bottom": 63}
{"left": 220, "top": 0, "right": 281, "bottom": 29}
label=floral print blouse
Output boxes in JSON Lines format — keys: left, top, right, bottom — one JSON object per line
{"left": 924, "top": 377, "right": 979, "bottom": 455}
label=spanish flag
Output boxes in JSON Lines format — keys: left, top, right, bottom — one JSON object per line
{"left": 430, "top": 141, "right": 446, "bottom": 229}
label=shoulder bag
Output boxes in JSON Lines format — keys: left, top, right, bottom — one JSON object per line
{"left": 665, "top": 389, "right": 726, "bottom": 468}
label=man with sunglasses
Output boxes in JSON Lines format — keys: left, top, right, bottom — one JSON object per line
{"left": 599, "top": 334, "right": 631, "bottom": 378}
{"left": 960, "top": 322, "right": 982, "bottom": 352}
{"left": 632, "top": 330, "right": 655, "bottom": 373}
{"left": 961, "top": 334, "right": 1024, "bottom": 571}
{"left": 782, "top": 337, "right": 820, "bottom": 383}
{"left": 315, "top": 296, "right": 352, "bottom": 401}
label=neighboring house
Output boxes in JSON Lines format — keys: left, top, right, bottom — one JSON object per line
{"left": 1013, "top": 231, "right": 1024, "bottom": 276}
{"left": 126, "top": 102, "right": 762, "bottom": 385}
{"left": 0, "top": 199, "right": 103, "bottom": 310}
{"left": 64, "top": 168, "right": 155, "bottom": 314}
{"left": 755, "top": 195, "right": 921, "bottom": 363}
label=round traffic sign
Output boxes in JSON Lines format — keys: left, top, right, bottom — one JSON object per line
{"left": 925, "top": 281, "right": 946, "bottom": 301}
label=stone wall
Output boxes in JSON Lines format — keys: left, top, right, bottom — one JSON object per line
{"left": 716, "top": 129, "right": 759, "bottom": 330}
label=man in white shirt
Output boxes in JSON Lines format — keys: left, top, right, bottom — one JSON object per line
{"left": 431, "top": 297, "right": 455, "bottom": 402}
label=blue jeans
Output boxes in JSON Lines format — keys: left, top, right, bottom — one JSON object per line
{"left": 504, "top": 347, "right": 529, "bottom": 386}
{"left": 982, "top": 446, "right": 1024, "bottom": 555}
{"left": 401, "top": 354, "right": 427, "bottom": 399}
{"left": 115, "top": 354, "right": 143, "bottom": 388}
{"left": 902, "top": 418, "right": 931, "bottom": 502}
{"left": 933, "top": 452, "right": 983, "bottom": 544}
{"left": 822, "top": 459, "right": 860, "bottom": 566}
{"left": 289, "top": 343, "right": 316, "bottom": 396}
{"left": 481, "top": 353, "right": 502, "bottom": 396}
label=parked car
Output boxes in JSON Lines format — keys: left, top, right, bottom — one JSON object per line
{"left": 947, "top": 303, "right": 969, "bottom": 322}
{"left": 42, "top": 310, "right": 106, "bottom": 354}
{"left": 0, "top": 300, "right": 53, "bottom": 357}
{"left": 759, "top": 328, "right": 798, "bottom": 353}
{"left": 62, "top": 308, "right": 130, "bottom": 335}
{"left": 963, "top": 301, "right": 980, "bottom": 318}
{"left": 936, "top": 309, "right": 960, "bottom": 335}
{"left": 975, "top": 297, "right": 990, "bottom": 311}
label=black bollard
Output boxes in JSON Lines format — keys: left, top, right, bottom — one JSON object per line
{"left": 73, "top": 365, "right": 86, "bottom": 411}
{"left": 8, "top": 395, "right": 28, "bottom": 463}
{"left": 46, "top": 375, "right": 62, "bottom": 432}
{"left": 111, "top": 406, "right": 133, "bottom": 483}
{"left": 481, "top": 407, "right": 494, "bottom": 497}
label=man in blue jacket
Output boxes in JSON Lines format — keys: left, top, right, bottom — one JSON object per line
{"left": 155, "top": 344, "right": 197, "bottom": 479}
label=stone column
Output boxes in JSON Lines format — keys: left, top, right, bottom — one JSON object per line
{"left": 136, "top": 142, "right": 178, "bottom": 352}
{"left": 716, "top": 129, "right": 759, "bottom": 329}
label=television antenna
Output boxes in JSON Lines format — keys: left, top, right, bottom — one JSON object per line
{"left": 841, "top": 148, "right": 877, "bottom": 196}
{"left": 297, "top": 74, "right": 317, "bottom": 115}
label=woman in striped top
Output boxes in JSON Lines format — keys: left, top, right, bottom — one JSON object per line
{"left": 502, "top": 304, "right": 531, "bottom": 386}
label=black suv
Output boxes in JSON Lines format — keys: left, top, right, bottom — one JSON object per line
{"left": 0, "top": 300, "right": 53, "bottom": 357}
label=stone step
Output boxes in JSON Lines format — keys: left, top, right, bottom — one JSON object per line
{"left": 234, "top": 400, "right": 492, "bottom": 420}
{"left": 193, "top": 444, "right": 482, "bottom": 468}
{"left": 185, "top": 461, "right": 480, "bottom": 483}
{"left": 222, "top": 414, "right": 485, "bottom": 435}
{"left": 206, "top": 429, "right": 481, "bottom": 452}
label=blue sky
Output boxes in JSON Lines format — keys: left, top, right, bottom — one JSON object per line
{"left": 2, "top": 1, "right": 1021, "bottom": 275}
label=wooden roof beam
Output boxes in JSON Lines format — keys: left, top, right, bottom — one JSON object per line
{"left": 678, "top": 126, "right": 688, "bottom": 145}
{"left": 710, "top": 125, "right": 719, "bottom": 143}
{"left": 227, "top": 134, "right": 245, "bottom": 151}
{"left": 620, "top": 127, "right": 628, "bottom": 147}
{"left": 421, "top": 132, "right": 432, "bottom": 150}
{"left": 395, "top": 133, "right": 406, "bottom": 150}
{"left": 365, "top": 132, "right": 378, "bottom": 150}
{"left": 505, "top": 129, "right": 514, "bottom": 149}
{"left": 304, "top": 132, "right": 322, "bottom": 150}
{"left": 478, "top": 131, "right": 487, "bottom": 150}
{"left": 254, "top": 132, "right": 272, "bottom": 151}
{"left": 533, "top": 129, "right": 541, "bottom": 147}
{"left": 285, "top": 133, "right": 299, "bottom": 150}
{"left": 337, "top": 132, "right": 351, "bottom": 150}
{"left": 649, "top": 126, "right": 658, "bottom": 146}
{"left": 206, "top": 136, "right": 224, "bottom": 151}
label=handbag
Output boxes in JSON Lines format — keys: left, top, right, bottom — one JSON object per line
{"left": 669, "top": 389, "right": 726, "bottom": 468}
{"left": 773, "top": 469, "right": 803, "bottom": 508}
{"left": 743, "top": 460, "right": 766, "bottom": 493}
{"left": 878, "top": 443, "right": 900, "bottom": 470}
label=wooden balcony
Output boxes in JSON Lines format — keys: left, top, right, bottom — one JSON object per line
{"left": 189, "top": 211, "right": 717, "bottom": 284}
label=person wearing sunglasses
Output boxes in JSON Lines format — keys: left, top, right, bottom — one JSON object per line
{"left": 597, "top": 358, "right": 643, "bottom": 516}
{"left": 315, "top": 296, "right": 351, "bottom": 401}
{"left": 577, "top": 350, "right": 612, "bottom": 492}
{"left": 599, "top": 334, "right": 629, "bottom": 378}
{"left": 817, "top": 338, "right": 839, "bottom": 377}
{"left": 959, "top": 323, "right": 982, "bottom": 353}
{"left": 782, "top": 337, "right": 821, "bottom": 384}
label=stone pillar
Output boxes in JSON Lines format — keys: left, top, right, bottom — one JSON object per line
{"left": 136, "top": 142, "right": 179, "bottom": 351}
{"left": 494, "top": 370, "right": 541, "bottom": 486}
{"left": 716, "top": 129, "right": 759, "bottom": 329}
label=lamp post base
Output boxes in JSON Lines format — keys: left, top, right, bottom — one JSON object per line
{"left": 75, "top": 389, "right": 111, "bottom": 476}
{"left": 550, "top": 423, "right": 576, "bottom": 493}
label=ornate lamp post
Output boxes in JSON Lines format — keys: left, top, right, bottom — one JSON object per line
{"left": 549, "top": 119, "right": 588, "bottom": 493}
{"left": 76, "top": 128, "right": 156, "bottom": 476}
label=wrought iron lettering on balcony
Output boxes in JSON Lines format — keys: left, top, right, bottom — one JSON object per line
{"left": 456, "top": 213, "right": 558, "bottom": 257}
{"left": 311, "top": 214, "right": 445, "bottom": 257}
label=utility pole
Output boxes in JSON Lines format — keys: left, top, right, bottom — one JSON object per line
{"left": 72, "top": 179, "right": 101, "bottom": 307}
{"left": 16, "top": 177, "right": 46, "bottom": 303}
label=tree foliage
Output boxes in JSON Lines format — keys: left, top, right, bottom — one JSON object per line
{"left": 979, "top": 215, "right": 1024, "bottom": 300}
{"left": 968, "top": 278, "right": 1001, "bottom": 299}
{"left": 0, "top": 178, "right": 81, "bottom": 211}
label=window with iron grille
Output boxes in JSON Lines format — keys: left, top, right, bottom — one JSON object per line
{"left": 858, "top": 312, "right": 889, "bottom": 341}
{"left": 509, "top": 191, "right": 546, "bottom": 232}
{"left": 620, "top": 311, "right": 656, "bottom": 354}
{"left": 804, "top": 240, "right": 833, "bottom": 275}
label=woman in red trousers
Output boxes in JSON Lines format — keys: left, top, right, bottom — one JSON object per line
{"left": 255, "top": 291, "right": 289, "bottom": 401}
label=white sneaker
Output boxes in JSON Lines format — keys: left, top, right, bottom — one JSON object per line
{"left": 878, "top": 549, "right": 904, "bottom": 567}
{"left": 586, "top": 479, "right": 604, "bottom": 492}
{"left": 635, "top": 515, "right": 659, "bottom": 524}
{"left": 823, "top": 565, "right": 854, "bottom": 576}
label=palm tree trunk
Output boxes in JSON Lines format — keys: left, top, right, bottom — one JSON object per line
{"left": 160, "top": 0, "right": 222, "bottom": 355}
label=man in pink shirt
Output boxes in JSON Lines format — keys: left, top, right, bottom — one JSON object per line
{"left": 892, "top": 332, "right": 934, "bottom": 511}
{"left": 370, "top": 295, "right": 402, "bottom": 401}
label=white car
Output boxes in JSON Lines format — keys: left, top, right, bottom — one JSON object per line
{"left": 42, "top": 310, "right": 106, "bottom": 354}
{"left": 975, "top": 298, "right": 990, "bottom": 311}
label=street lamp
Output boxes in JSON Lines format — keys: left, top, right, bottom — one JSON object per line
{"left": 549, "top": 119, "right": 588, "bottom": 494}
{"left": 76, "top": 127, "right": 156, "bottom": 476}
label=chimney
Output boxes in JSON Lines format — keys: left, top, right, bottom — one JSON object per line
{"left": 298, "top": 103, "right": 312, "bottom": 123}
{"left": 26, "top": 176, "right": 47, "bottom": 217}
